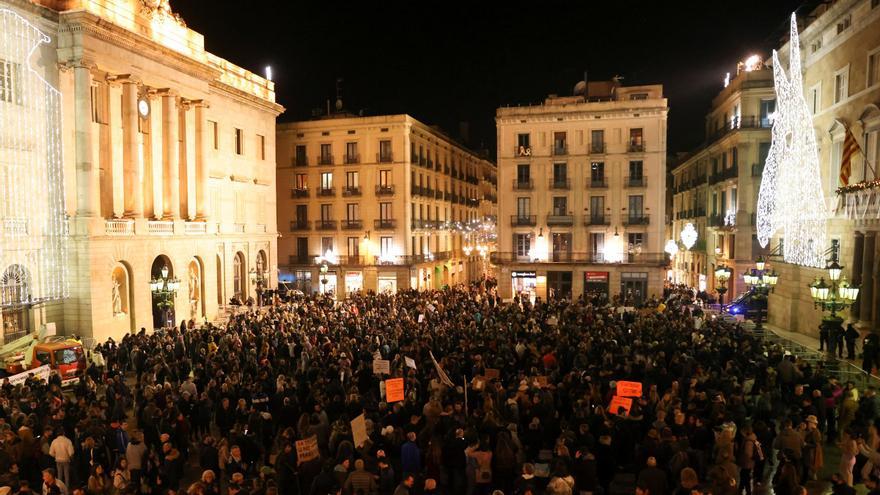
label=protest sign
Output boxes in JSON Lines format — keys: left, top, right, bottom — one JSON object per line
{"left": 609, "top": 396, "right": 633, "bottom": 416}
{"left": 372, "top": 359, "right": 390, "bottom": 375}
{"left": 351, "top": 414, "right": 368, "bottom": 448}
{"left": 616, "top": 380, "right": 642, "bottom": 397}
{"left": 405, "top": 356, "right": 417, "bottom": 369}
{"left": 385, "top": 377, "right": 405, "bottom": 403}
{"left": 295, "top": 435, "right": 319, "bottom": 463}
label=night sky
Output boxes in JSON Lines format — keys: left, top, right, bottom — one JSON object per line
{"left": 173, "top": 0, "right": 810, "bottom": 157}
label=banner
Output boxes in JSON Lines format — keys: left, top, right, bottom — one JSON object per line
{"left": 385, "top": 378, "right": 405, "bottom": 403}
{"left": 6, "top": 364, "right": 51, "bottom": 387}
{"left": 405, "top": 356, "right": 417, "bottom": 369}
{"left": 350, "top": 414, "right": 368, "bottom": 448}
{"left": 616, "top": 381, "right": 642, "bottom": 398}
{"left": 372, "top": 359, "right": 390, "bottom": 375}
{"left": 295, "top": 435, "right": 319, "bottom": 464}
{"left": 484, "top": 368, "right": 500, "bottom": 380}
{"left": 429, "top": 351, "right": 455, "bottom": 387}
{"left": 609, "top": 396, "right": 633, "bottom": 416}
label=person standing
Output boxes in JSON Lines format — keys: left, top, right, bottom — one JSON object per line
{"left": 48, "top": 431, "right": 74, "bottom": 488}
{"left": 845, "top": 324, "right": 859, "bottom": 361}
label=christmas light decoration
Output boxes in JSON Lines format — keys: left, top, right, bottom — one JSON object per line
{"left": 604, "top": 229, "right": 624, "bottom": 263}
{"left": 0, "top": 9, "right": 69, "bottom": 308}
{"left": 664, "top": 239, "right": 679, "bottom": 257}
{"left": 680, "top": 223, "right": 698, "bottom": 250}
{"left": 756, "top": 13, "right": 827, "bottom": 268}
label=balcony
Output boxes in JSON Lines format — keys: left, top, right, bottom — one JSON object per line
{"left": 289, "top": 220, "right": 311, "bottom": 231}
{"left": 105, "top": 219, "right": 133, "bottom": 236}
{"left": 425, "top": 187, "right": 435, "bottom": 198}
{"left": 547, "top": 214, "right": 574, "bottom": 226}
{"left": 444, "top": 165, "right": 450, "bottom": 174}
{"left": 549, "top": 178, "right": 571, "bottom": 190}
{"left": 317, "top": 187, "right": 335, "bottom": 197}
{"left": 341, "top": 219, "right": 363, "bottom": 230}
{"left": 590, "top": 142, "right": 606, "bottom": 154}
{"left": 291, "top": 188, "right": 309, "bottom": 198}
{"left": 377, "top": 152, "right": 393, "bottom": 163}
{"left": 490, "top": 251, "right": 668, "bottom": 266}
{"left": 427, "top": 159, "right": 433, "bottom": 169}
{"left": 289, "top": 254, "right": 313, "bottom": 265}
{"left": 344, "top": 154, "right": 360, "bottom": 164}
{"left": 411, "top": 185, "right": 424, "bottom": 197}
{"left": 147, "top": 220, "right": 173, "bottom": 235}
{"left": 444, "top": 191, "right": 451, "bottom": 201}
{"left": 510, "top": 215, "right": 537, "bottom": 226}
{"left": 513, "top": 179, "right": 534, "bottom": 190}
{"left": 708, "top": 215, "right": 723, "bottom": 227}
{"left": 318, "top": 154, "right": 334, "bottom": 166}
{"left": 623, "top": 214, "right": 650, "bottom": 226}
{"left": 376, "top": 185, "right": 395, "bottom": 196}
{"left": 625, "top": 176, "right": 647, "bottom": 188}
{"left": 435, "top": 190, "right": 443, "bottom": 199}
{"left": 709, "top": 164, "right": 739, "bottom": 185}
{"left": 553, "top": 144, "right": 567, "bottom": 156}
{"left": 342, "top": 186, "right": 362, "bottom": 197}
{"left": 184, "top": 221, "right": 207, "bottom": 234}
{"left": 627, "top": 142, "right": 645, "bottom": 153}
{"left": 374, "top": 219, "right": 397, "bottom": 230}
{"left": 584, "top": 214, "right": 610, "bottom": 226}
{"left": 315, "top": 220, "right": 338, "bottom": 230}
{"left": 588, "top": 177, "right": 608, "bottom": 188}
{"left": 293, "top": 156, "right": 309, "bottom": 167}
{"left": 707, "top": 115, "right": 772, "bottom": 143}
{"left": 412, "top": 219, "right": 442, "bottom": 230}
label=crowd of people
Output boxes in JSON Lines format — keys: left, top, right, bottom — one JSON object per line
{"left": 1, "top": 280, "right": 880, "bottom": 495}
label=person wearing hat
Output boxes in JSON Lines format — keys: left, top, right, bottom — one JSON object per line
{"left": 803, "top": 415, "right": 823, "bottom": 481}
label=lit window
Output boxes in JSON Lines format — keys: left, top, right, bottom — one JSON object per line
{"left": 0, "top": 59, "right": 21, "bottom": 104}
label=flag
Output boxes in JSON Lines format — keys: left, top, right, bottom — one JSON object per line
{"left": 429, "top": 351, "right": 455, "bottom": 387}
{"left": 839, "top": 127, "right": 861, "bottom": 186}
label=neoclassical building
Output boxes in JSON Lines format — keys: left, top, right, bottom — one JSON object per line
{"left": 0, "top": 0, "right": 282, "bottom": 343}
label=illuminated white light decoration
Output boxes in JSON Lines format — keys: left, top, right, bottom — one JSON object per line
{"left": 265, "top": 65, "right": 272, "bottom": 81}
{"left": 530, "top": 228, "right": 549, "bottom": 262}
{"left": 604, "top": 230, "right": 625, "bottom": 263}
{"left": 742, "top": 54, "right": 763, "bottom": 72}
{"left": 724, "top": 210, "right": 737, "bottom": 227}
{"left": 723, "top": 72, "right": 730, "bottom": 88}
{"left": 0, "top": 9, "right": 69, "bottom": 307}
{"left": 680, "top": 223, "right": 698, "bottom": 250}
{"left": 756, "top": 13, "right": 827, "bottom": 268}
{"left": 664, "top": 239, "right": 679, "bottom": 257}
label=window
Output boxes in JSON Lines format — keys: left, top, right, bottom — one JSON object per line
{"left": 628, "top": 195, "right": 644, "bottom": 217}
{"left": 321, "top": 237, "right": 334, "bottom": 255}
{"left": 346, "top": 171, "right": 359, "bottom": 188}
{"left": 380, "top": 237, "right": 393, "bottom": 257}
{"left": 347, "top": 237, "right": 360, "bottom": 257}
{"left": 869, "top": 49, "right": 880, "bottom": 87}
{"left": 553, "top": 163, "right": 567, "bottom": 183}
{"left": 295, "top": 174, "right": 307, "bottom": 189}
{"left": 629, "top": 128, "right": 644, "bottom": 148}
{"left": 295, "top": 145, "right": 307, "bottom": 166}
{"left": 515, "top": 234, "right": 531, "bottom": 258}
{"left": 628, "top": 233, "right": 644, "bottom": 249}
{"left": 0, "top": 59, "right": 21, "bottom": 104}
{"left": 712, "top": 191, "right": 718, "bottom": 215}
{"left": 516, "top": 197, "right": 530, "bottom": 217}
{"left": 320, "top": 204, "right": 332, "bottom": 221}
{"left": 257, "top": 134, "right": 266, "bottom": 160}
{"left": 590, "top": 162, "right": 605, "bottom": 183}
{"left": 295, "top": 205, "right": 308, "bottom": 222}
{"left": 346, "top": 203, "right": 359, "bottom": 221}
{"left": 836, "top": 15, "right": 851, "bottom": 34}
{"left": 345, "top": 141, "right": 358, "bottom": 163}
{"left": 320, "top": 143, "right": 332, "bottom": 164}
{"left": 589, "top": 196, "right": 605, "bottom": 220}
{"left": 209, "top": 121, "right": 219, "bottom": 150}
{"left": 590, "top": 233, "right": 605, "bottom": 258}
{"left": 379, "top": 169, "right": 391, "bottom": 187}
{"left": 517, "top": 133, "right": 530, "bottom": 147}
{"left": 234, "top": 128, "right": 244, "bottom": 155}
{"left": 591, "top": 130, "right": 604, "bottom": 152}
{"left": 321, "top": 172, "right": 333, "bottom": 189}
{"left": 629, "top": 161, "right": 643, "bottom": 180}
{"left": 809, "top": 84, "right": 821, "bottom": 114}
{"left": 834, "top": 67, "right": 849, "bottom": 103}
{"left": 630, "top": 93, "right": 648, "bottom": 100}
{"left": 379, "top": 140, "right": 392, "bottom": 161}
{"left": 517, "top": 164, "right": 530, "bottom": 184}
{"left": 760, "top": 99, "right": 776, "bottom": 126}
{"left": 811, "top": 39, "right": 823, "bottom": 53}
{"left": 379, "top": 202, "right": 392, "bottom": 220}
{"left": 553, "top": 132, "right": 567, "bottom": 153}
{"left": 552, "top": 197, "right": 568, "bottom": 216}
{"left": 731, "top": 147, "right": 738, "bottom": 168}
{"left": 90, "top": 84, "right": 107, "bottom": 124}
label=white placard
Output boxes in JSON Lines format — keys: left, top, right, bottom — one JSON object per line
{"left": 405, "top": 356, "right": 417, "bottom": 369}
{"left": 372, "top": 359, "right": 390, "bottom": 375}
{"left": 6, "top": 364, "right": 51, "bottom": 386}
{"left": 44, "top": 322, "right": 56, "bottom": 336}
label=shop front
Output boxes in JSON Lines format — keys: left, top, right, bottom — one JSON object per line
{"left": 377, "top": 272, "right": 397, "bottom": 293}
{"left": 620, "top": 272, "right": 648, "bottom": 305}
{"left": 345, "top": 271, "right": 363, "bottom": 294}
{"left": 319, "top": 271, "right": 338, "bottom": 296}
{"left": 584, "top": 271, "right": 610, "bottom": 301}
{"left": 546, "top": 271, "right": 572, "bottom": 300}
{"left": 511, "top": 271, "right": 537, "bottom": 302}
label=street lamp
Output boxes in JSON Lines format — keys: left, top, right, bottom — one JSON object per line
{"left": 249, "top": 267, "right": 268, "bottom": 306}
{"left": 319, "top": 262, "right": 329, "bottom": 294}
{"left": 742, "top": 256, "right": 779, "bottom": 330}
{"left": 808, "top": 244, "right": 860, "bottom": 341}
{"left": 714, "top": 264, "right": 732, "bottom": 306}
{"left": 149, "top": 264, "right": 180, "bottom": 329}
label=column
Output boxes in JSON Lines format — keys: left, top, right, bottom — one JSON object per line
{"left": 107, "top": 81, "right": 124, "bottom": 218}
{"left": 194, "top": 101, "right": 209, "bottom": 220}
{"left": 852, "top": 232, "right": 865, "bottom": 320}
{"left": 873, "top": 236, "right": 880, "bottom": 332}
{"left": 74, "top": 65, "right": 98, "bottom": 217}
{"left": 861, "top": 232, "right": 876, "bottom": 324}
{"left": 160, "top": 90, "right": 179, "bottom": 220}
{"left": 121, "top": 78, "right": 143, "bottom": 218}
{"left": 178, "top": 99, "right": 191, "bottom": 220}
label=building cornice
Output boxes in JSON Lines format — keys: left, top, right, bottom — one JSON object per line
{"left": 207, "top": 80, "right": 284, "bottom": 116}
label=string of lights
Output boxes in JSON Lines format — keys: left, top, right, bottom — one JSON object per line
{"left": 836, "top": 178, "right": 880, "bottom": 195}
{"left": 0, "top": 9, "right": 69, "bottom": 307}
{"left": 756, "top": 13, "right": 827, "bottom": 268}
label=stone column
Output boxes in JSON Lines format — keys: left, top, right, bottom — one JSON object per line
{"left": 107, "top": 80, "right": 123, "bottom": 218}
{"left": 873, "top": 236, "right": 880, "bottom": 332}
{"left": 160, "top": 90, "right": 179, "bottom": 220}
{"left": 861, "top": 232, "right": 876, "bottom": 324}
{"left": 121, "top": 78, "right": 143, "bottom": 218}
{"left": 178, "top": 99, "right": 191, "bottom": 220}
{"left": 74, "top": 65, "right": 98, "bottom": 217}
{"left": 194, "top": 101, "right": 209, "bottom": 220}
{"left": 852, "top": 232, "right": 865, "bottom": 320}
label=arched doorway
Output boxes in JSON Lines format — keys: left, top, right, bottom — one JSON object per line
{"left": 150, "top": 255, "right": 175, "bottom": 329}
{"left": 233, "top": 252, "right": 246, "bottom": 302}
{"left": 111, "top": 262, "right": 135, "bottom": 333}
{"left": 188, "top": 258, "right": 205, "bottom": 320}
{"left": 1, "top": 265, "right": 31, "bottom": 342}
{"left": 216, "top": 254, "right": 223, "bottom": 306}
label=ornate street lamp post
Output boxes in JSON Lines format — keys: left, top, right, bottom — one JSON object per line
{"left": 808, "top": 245, "right": 860, "bottom": 341}
{"left": 319, "top": 262, "right": 329, "bottom": 294}
{"left": 742, "top": 256, "right": 779, "bottom": 330}
{"left": 149, "top": 264, "right": 180, "bottom": 329}
{"left": 714, "top": 264, "right": 733, "bottom": 306}
{"left": 249, "top": 267, "right": 268, "bottom": 306}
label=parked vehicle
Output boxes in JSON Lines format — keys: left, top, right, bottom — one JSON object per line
{"left": 1, "top": 331, "right": 84, "bottom": 384}
{"left": 723, "top": 289, "right": 768, "bottom": 321}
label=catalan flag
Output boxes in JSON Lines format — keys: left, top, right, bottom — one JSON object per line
{"left": 839, "top": 127, "right": 861, "bottom": 186}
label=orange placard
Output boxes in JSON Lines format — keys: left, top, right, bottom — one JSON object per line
{"left": 616, "top": 381, "right": 642, "bottom": 398}
{"left": 485, "top": 368, "right": 500, "bottom": 380}
{"left": 609, "top": 396, "right": 633, "bottom": 416}
{"left": 385, "top": 378, "right": 405, "bottom": 403}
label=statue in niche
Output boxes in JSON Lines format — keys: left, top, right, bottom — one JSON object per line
{"left": 112, "top": 279, "right": 123, "bottom": 315}
{"left": 189, "top": 265, "right": 200, "bottom": 318}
